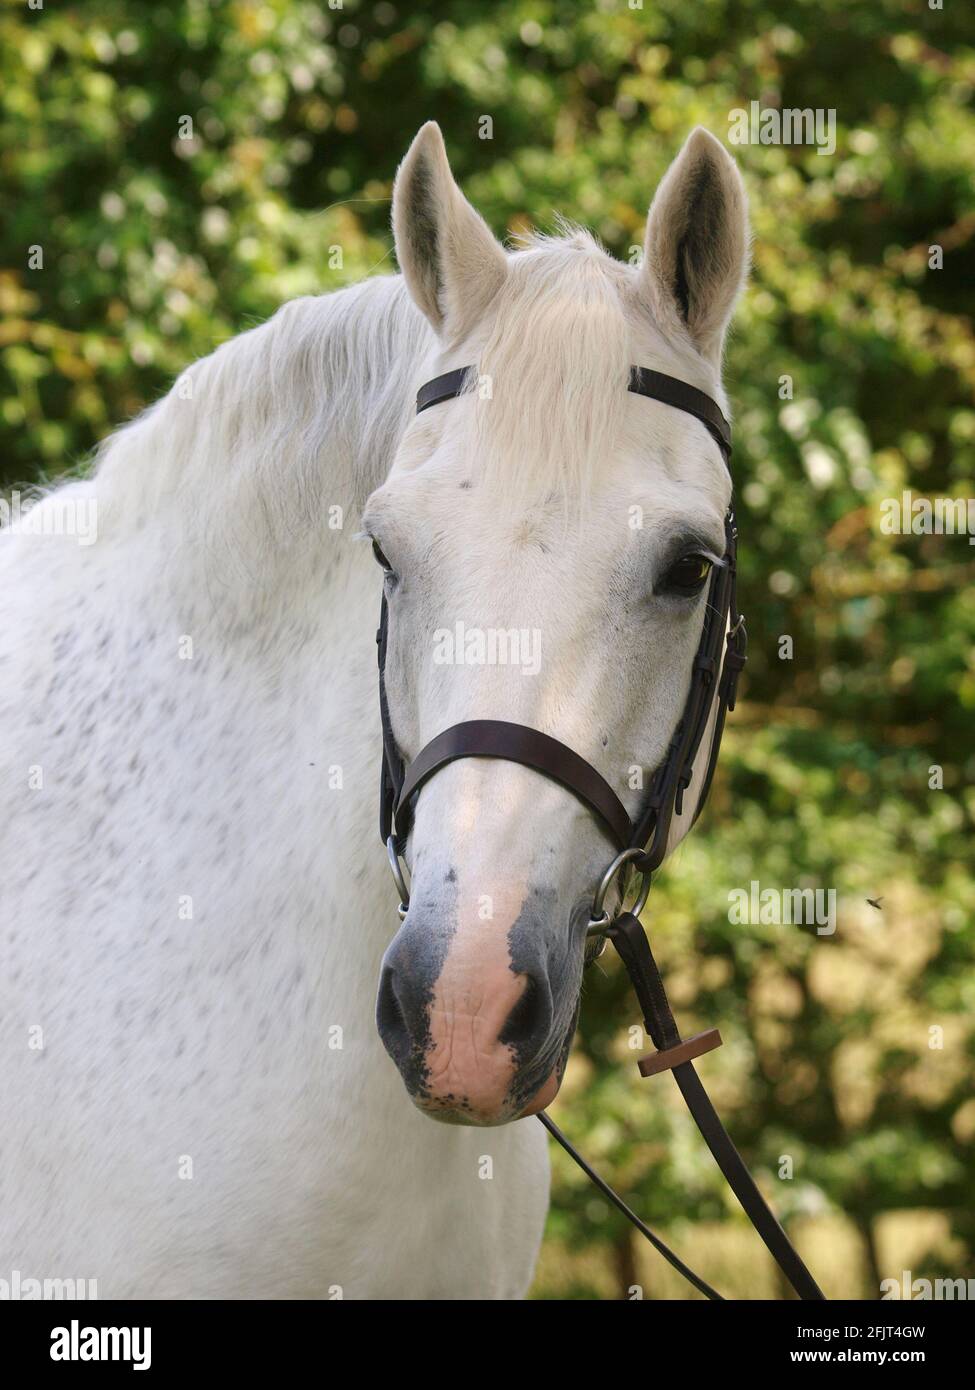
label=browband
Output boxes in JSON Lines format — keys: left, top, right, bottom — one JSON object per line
{"left": 415, "top": 367, "right": 475, "bottom": 416}
{"left": 416, "top": 365, "right": 732, "bottom": 466}
{"left": 628, "top": 367, "right": 731, "bottom": 461}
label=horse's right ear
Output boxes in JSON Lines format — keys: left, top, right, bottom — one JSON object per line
{"left": 392, "top": 122, "right": 507, "bottom": 341}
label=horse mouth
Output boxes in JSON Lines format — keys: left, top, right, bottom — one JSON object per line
{"left": 516, "top": 1068, "right": 562, "bottom": 1117}
{"left": 411, "top": 1071, "right": 560, "bottom": 1127}
{"left": 409, "top": 1006, "right": 579, "bottom": 1127}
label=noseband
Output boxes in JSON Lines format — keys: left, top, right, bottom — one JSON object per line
{"left": 375, "top": 364, "right": 824, "bottom": 1302}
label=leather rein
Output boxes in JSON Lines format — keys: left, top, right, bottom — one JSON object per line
{"left": 375, "top": 364, "right": 825, "bottom": 1301}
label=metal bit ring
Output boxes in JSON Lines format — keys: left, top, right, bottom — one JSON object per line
{"left": 586, "top": 846, "right": 652, "bottom": 936}
{"left": 386, "top": 836, "right": 410, "bottom": 921}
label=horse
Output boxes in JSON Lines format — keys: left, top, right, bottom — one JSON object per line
{"left": 0, "top": 122, "right": 748, "bottom": 1299}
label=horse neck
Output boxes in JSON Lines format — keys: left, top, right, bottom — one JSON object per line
{"left": 67, "top": 276, "right": 435, "bottom": 970}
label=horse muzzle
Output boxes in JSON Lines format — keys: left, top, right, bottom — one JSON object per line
{"left": 376, "top": 884, "right": 581, "bottom": 1125}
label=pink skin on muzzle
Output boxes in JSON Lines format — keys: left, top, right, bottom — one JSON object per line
{"left": 406, "top": 885, "right": 569, "bottom": 1124}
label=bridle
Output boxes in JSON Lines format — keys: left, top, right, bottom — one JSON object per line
{"left": 375, "top": 364, "right": 825, "bottom": 1301}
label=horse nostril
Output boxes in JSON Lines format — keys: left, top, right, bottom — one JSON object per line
{"left": 376, "top": 965, "right": 412, "bottom": 1063}
{"left": 500, "top": 975, "right": 548, "bottom": 1050}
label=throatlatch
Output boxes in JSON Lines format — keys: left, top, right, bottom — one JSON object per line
{"left": 377, "top": 363, "right": 825, "bottom": 1302}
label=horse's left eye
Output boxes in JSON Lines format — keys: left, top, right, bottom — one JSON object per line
{"left": 659, "top": 553, "right": 713, "bottom": 596}
{"left": 371, "top": 539, "right": 394, "bottom": 574}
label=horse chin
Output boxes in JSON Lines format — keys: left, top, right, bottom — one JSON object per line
{"left": 512, "top": 995, "right": 580, "bottom": 1118}
{"left": 409, "top": 1066, "right": 563, "bottom": 1127}
{"left": 410, "top": 1048, "right": 570, "bottom": 1127}
{"left": 516, "top": 1067, "right": 563, "bottom": 1117}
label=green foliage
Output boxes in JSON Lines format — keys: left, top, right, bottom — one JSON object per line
{"left": 3, "top": 0, "right": 973, "bottom": 1298}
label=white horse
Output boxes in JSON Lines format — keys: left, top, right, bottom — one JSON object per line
{"left": 0, "top": 123, "right": 748, "bottom": 1299}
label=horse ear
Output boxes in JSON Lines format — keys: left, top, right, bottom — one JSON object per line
{"left": 392, "top": 122, "right": 507, "bottom": 339}
{"left": 640, "top": 127, "right": 750, "bottom": 365}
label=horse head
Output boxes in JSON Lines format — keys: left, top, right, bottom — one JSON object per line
{"left": 369, "top": 122, "right": 749, "bottom": 1125}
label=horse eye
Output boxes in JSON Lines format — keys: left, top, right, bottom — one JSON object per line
{"left": 371, "top": 539, "right": 393, "bottom": 573}
{"left": 660, "top": 553, "right": 713, "bottom": 596}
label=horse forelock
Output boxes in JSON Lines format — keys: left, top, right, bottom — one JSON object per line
{"left": 456, "top": 227, "right": 719, "bottom": 515}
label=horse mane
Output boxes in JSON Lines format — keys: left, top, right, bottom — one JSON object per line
{"left": 85, "top": 224, "right": 717, "bottom": 554}
{"left": 92, "top": 273, "right": 427, "bottom": 554}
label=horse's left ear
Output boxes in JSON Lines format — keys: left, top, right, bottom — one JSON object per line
{"left": 640, "top": 127, "right": 750, "bottom": 365}
{"left": 392, "top": 122, "right": 508, "bottom": 342}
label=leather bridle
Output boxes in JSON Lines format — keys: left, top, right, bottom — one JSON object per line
{"left": 375, "top": 364, "right": 825, "bottom": 1302}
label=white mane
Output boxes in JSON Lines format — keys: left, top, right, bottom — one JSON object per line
{"left": 61, "top": 226, "right": 723, "bottom": 560}
{"left": 92, "top": 274, "right": 428, "bottom": 558}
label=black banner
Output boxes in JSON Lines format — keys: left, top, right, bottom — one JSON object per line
{"left": 2, "top": 1296, "right": 968, "bottom": 1375}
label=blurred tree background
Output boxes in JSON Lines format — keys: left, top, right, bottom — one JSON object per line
{"left": 2, "top": 0, "right": 973, "bottom": 1299}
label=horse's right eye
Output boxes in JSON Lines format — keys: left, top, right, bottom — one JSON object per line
{"left": 657, "top": 553, "right": 713, "bottom": 597}
{"left": 371, "top": 539, "right": 399, "bottom": 586}
{"left": 371, "top": 539, "right": 393, "bottom": 572}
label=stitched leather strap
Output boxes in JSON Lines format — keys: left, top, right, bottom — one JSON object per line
{"left": 376, "top": 594, "right": 405, "bottom": 844}
{"left": 395, "top": 719, "right": 632, "bottom": 849}
{"left": 627, "top": 509, "right": 738, "bottom": 860}
{"left": 671, "top": 1063, "right": 825, "bottom": 1300}
{"left": 628, "top": 366, "right": 732, "bottom": 461}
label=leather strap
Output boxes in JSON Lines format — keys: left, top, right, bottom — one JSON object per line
{"left": 628, "top": 367, "right": 732, "bottom": 462}
{"left": 395, "top": 719, "right": 632, "bottom": 850}
{"left": 416, "top": 367, "right": 475, "bottom": 414}
{"left": 537, "top": 1111, "right": 723, "bottom": 1300}
{"left": 604, "top": 913, "right": 826, "bottom": 1301}
{"left": 416, "top": 364, "right": 732, "bottom": 468}
{"left": 637, "top": 1028, "right": 722, "bottom": 1076}
{"left": 376, "top": 594, "right": 404, "bottom": 843}
{"left": 671, "top": 1064, "right": 825, "bottom": 1300}
{"left": 627, "top": 509, "right": 738, "bottom": 860}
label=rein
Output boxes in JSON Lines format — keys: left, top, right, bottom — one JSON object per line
{"left": 376, "top": 364, "right": 825, "bottom": 1301}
